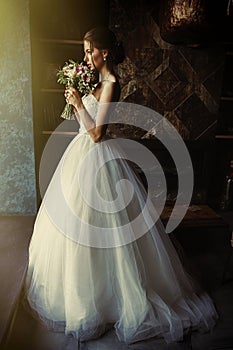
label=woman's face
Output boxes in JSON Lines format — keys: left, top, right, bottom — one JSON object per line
{"left": 83, "top": 40, "right": 105, "bottom": 71}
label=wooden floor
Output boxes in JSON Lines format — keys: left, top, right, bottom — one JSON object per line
{"left": 0, "top": 215, "right": 35, "bottom": 348}
{"left": 0, "top": 213, "right": 233, "bottom": 350}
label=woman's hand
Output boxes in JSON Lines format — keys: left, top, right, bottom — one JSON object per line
{"left": 64, "top": 87, "right": 82, "bottom": 110}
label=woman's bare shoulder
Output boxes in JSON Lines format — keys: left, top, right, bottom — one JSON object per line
{"left": 94, "top": 79, "right": 120, "bottom": 102}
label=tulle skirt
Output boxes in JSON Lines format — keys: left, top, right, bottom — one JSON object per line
{"left": 25, "top": 132, "right": 218, "bottom": 344}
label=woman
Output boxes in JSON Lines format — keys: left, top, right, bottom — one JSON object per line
{"left": 25, "top": 27, "right": 217, "bottom": 344}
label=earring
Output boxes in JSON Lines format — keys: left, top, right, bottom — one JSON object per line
{"left": 103, "top": 57, "right": 106, "bottom": 61}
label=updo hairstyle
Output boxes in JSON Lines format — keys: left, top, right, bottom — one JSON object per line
{"left": 83, "top": 27, "right": 125, "bottom": 67}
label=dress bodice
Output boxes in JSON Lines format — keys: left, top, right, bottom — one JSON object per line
{"left": 79, "top": 94, "right": 98, "bottom": 135}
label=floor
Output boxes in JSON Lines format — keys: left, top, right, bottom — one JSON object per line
{"left": 0, "top": 216, "right": 34, "bottom": 346}
{"left": 0, "top": 212, "right": 233, "bottom": 350}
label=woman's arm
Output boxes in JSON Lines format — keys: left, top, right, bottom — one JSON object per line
{"left": 65, "top": 82, "right": 115, "bottom": 143}
{"left": 73, "top": 107, "right": 80, "bottom": 124}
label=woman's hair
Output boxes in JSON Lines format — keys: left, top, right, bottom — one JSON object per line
{"left": 83, "top": 27, "right": 125, "bottom": 66}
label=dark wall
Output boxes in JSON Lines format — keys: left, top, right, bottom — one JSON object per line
{"left": 109, "top": 0, "right": 226, "bottom": 141}
{"left": 108, "top": 0, "right": 233, "bottom": 207}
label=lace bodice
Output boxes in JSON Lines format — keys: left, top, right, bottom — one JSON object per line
{"left": 79, "top": 94, "right": 99, "bottom": 135}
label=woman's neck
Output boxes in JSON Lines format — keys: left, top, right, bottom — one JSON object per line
{"left": 99, "top": 68, "right": 111, "bottom": 82}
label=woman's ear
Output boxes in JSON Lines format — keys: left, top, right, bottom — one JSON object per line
{"left": 102, "top": 49, "right": 109, "bottom": 61}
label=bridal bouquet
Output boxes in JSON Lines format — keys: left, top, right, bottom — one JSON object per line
{"left": 57, "top": 60, "right": 96, "bottom": 120}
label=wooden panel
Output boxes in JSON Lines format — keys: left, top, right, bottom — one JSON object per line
{"left": 30, "top": 0, "right": 109, "bottom": 207}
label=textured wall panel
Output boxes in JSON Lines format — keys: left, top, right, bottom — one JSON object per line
{"left": 109, "top": 0, "right": 224, "bottom": 140}
{"left": 0, "top": 0, "right": 36, "bottom": 214}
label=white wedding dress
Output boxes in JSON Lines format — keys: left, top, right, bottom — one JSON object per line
{"left": 25, "top": 93, "right": 217, "bottom": 344}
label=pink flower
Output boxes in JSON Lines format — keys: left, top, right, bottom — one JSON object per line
{"left": 76, "top": 66, "right": 83, "bottom": 73}
{"left": 57, "top": 60, "right": 95, "bottom": 95}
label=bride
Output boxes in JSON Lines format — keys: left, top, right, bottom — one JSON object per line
{"left": 25, "top": 26, "right": 217, "bottom": 344}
